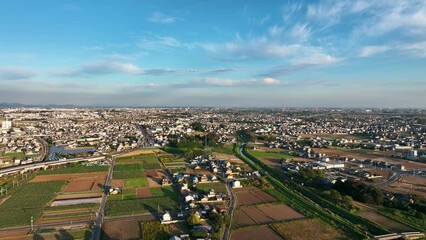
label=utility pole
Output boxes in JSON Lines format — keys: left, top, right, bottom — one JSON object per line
{"left": 31, "top": 216, "right": 34, "bottom": 231}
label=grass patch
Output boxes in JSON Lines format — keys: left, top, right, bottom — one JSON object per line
{"left": 150, "top": 186, "right": 176, "bottom": 198}
{"left": 106, "top": 196, "right": 179, "bottom": 216}
{"left": 113, "top": 164, "right": 146, "bottom": 179}
{"left": 195, "top": 182, "right": 227, "bottom": 194}
{"left": 124, "top": 178, "right": 148, "bottom": 188}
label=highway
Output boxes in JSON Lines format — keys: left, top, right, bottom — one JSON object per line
{"left": 91, "top": 157, "right": 115, "bottom": 240}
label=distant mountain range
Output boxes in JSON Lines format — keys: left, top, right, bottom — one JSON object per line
{"left": 0, "top": 102, "right": 79, "bottom": 108}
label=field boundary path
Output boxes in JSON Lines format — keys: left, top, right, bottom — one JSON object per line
{"left": 223, "top": 181, "right": 236, "bottom": 240}
{"left": 91, "top": 157, "right": 115, "bottom": 240}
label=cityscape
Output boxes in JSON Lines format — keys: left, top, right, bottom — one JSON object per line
{"left": 0, "top": 1, "right": 426, "bottom": 240}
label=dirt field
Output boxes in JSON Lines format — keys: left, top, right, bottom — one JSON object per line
{"left": 314, "top": 148, "right": 426, "bottom": 170}
{"left": 0, "top": 230, "right": 28, "bottom": 240}
{"left": 136, "top": 187, "right": 152, "bottom": 198}
{"left": 215, "top": 153, "right": 238, "bottom": 160}
{"left": 110, "top": 179, "right": 124, "bottom": 188}
{"left": 231, "top": 226, "right": 283, "bottom": 240}
{"left": 235, "top": 187, "right": 276, "bottom": 206}
{"left": 31, "top": 172, "right": 107, "bottom": 192}
{"left": 102, "top": 220, "right": 141, "bottom": 240}
{"left": 359, "top": 210, "right": 415, "bottom": 233}
{"left": 383, "top": 176, "right": 426, "bottom": 199}
{"left": 233, "top": 208, "right": 256, "bottom": 226}
{"left": 258, "top": 204, "right": 305, "bottom": 221}
{"left": 234, "top": 204, "right": 304, "bottom": 226}
{"left": 118, "top": 149, "right": 163, "bottom": 157}
{"left": 146, "top": 169, "right": 166, "bottom": 187}
{"left": 273, "top": 218, "right": 347, "bottom": 240}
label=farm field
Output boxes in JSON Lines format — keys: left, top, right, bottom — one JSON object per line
{"left": 195, "top": 182, "right": 227, "bottom": 194}
{"left": 145, "top": 169, "right": 167, "bottom": 187}
{"left": 233, "top": 204, "right": 305, "bottom": 227}
{"left": 105, "top": 194, "right": 179, "bottom": 216}
{"left": 102, "top": 220, "right": 141, "bottom": 240}
{"left": 359, "top": 210, "right": 415, "bottom": 233}
{"left": 116, "top": 153, "right": 162, "bottom": 169}
{"left": 118, "top": 148, "right": 164, "bottom": 157}
{"left": 31, "top": 172, "right": 107, "bottom": 192}
{"left": 231, "top": 226, "right": 283, "bottom": 240}
{"left": 234, "top": 187, "right": 276, "bottom": 206}
{"left": 37, "top": 164, "right": 109, "bottom": 175}
{"left": 272, "top": 219, "right": 347, "bottom": 240}
{"left": 0, "top": 181, "right": 66, "bottom": 228}
{"left": 247, "top": 148, "right": 309, "bottom": 166}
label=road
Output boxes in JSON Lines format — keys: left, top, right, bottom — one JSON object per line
{"left": 223, "top": 181, "right": 236, "bottom": 240}
{"left": 34, "top": 136, "right": 49, "bottom": 161}
{"left": 91, "top": 157, "right": 115, "bottom": 240}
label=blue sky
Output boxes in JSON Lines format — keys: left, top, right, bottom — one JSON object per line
{"left": 0, "top": 0, "right": 425, "bottom": 108}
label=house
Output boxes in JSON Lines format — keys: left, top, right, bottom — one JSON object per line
{"left": 185, "top": 194, "right": 195, "bottom": 203}
{"left": 180, "top": 183, "right": 188, "bottom": 191}
{"left": 207, "top": 189, "right": 216, "bottom": 198}
{"left": 232, "top": 180, "right": 242, "bottom": 188}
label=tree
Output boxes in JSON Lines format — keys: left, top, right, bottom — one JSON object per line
{"left": 191, "top": 122, "right": 204, "bottom": 131}
{"left": 187, "top": 212, "right": 201, "bottom": 225}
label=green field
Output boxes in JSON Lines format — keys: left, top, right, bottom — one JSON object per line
{"left": 150, "top": 186, "right": 175, "bottom": 198}
{"left": 249, "top": 150, "right": 294, "bottom": 159}
{"left": 213, "top": 145, "right": 234, "bottom": 155}
{"left": 106, "top": 195, "right": 179, "bottom": 216}
{"left": 116, "top": 154, "right": 162, "bottom": 169}
{"left": 195, "top": 182, "right": 227, "bottom": 194}
{"left": 38, "top": 164, "right": 109, "bottom": 175}
{"left": 124, "top": 178, "right": 148, "bottom": 188}
{"left": 0, "top": 181, "right": 66, "bottom": 227}
{"left": 113, "top": 164, "right": 146, "bottom": 179}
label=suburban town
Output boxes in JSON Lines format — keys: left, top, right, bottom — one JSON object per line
{"left": 0, "top": 107, "right": 425, "bottom": 240}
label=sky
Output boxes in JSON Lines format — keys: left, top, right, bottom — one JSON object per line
{"left": 0, "top": 0, "right": 425, "bottom": 108}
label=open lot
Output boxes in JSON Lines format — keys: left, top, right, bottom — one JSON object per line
{"left": 231, "top": 226, "right": 283, "bottom": 240}
{"left": 235, "top": 187, "right": 276, "bottom": 206}
{"left": 102, "top": 220, "right": 141, "bottom": 240}
{"left": 359, "top": 210, "right": 415, "bottom": 233}
{"left": 314, "top": 147, "right": 426, "bottom": 170}
{"left": 233, "top": 204, "right": 305, "bottom": 227}
{"left": 196, "top": 182, "right": 227, "bottom": 194}
{"left": 31, "top": 172, "right": 107, "bottom": 192}
{"left": 272, "top": 218, "right": 347, "bottom": 240}
{"left": 136, "top": 187, "right": 152, "bottom": 198}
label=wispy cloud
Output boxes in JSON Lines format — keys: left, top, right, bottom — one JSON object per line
{"left": 57, "top": 61, "right": 143, "bottom": 77}
{"left": 138, "top": 35, "right": 192, "bottom": 50}
{"left": 198, "top": 77, "right": 280, "bottom": 87}
{"left": 359, "top": 45, "right": 390, "bottom": 57}
{"left": 0, "top": 67, "right": 37, "bottom": 80}
{"left": 207, "top": 68, "right": 235, "bottom": 74}
{"left": 147, "top": 12, "right": 180, "bottom": 24}
{"left": 55, "top": 61, "right": 195, "bottom": 77}
{"left": 203, "top": 37, "right": 338, "bottom": 65}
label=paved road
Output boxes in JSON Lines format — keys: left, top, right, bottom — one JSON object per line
{"left": 91, "top": 158, "right": 115, "bottom": 240}
{"left": 223, "top": 181, "right": 236, "bottom": 240}
{"left": 34, "top": 136, "right": 49, "bottom": 161}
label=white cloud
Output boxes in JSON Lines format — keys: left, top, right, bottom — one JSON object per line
{"left": 147, "top": 12, "right": 180, "bottom": 24}
{"left": 199, "top": 77, "right": 280, "bottom": 87}
{"left": 0, "top": 67, "right": 37, "bottom": 80}
{"left": 262, "top": 77, "right": 280, "bottom": 85}
{"left": 359, "top": 45, "right": 390, "bottom": 57}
